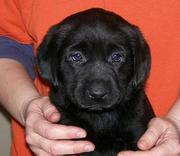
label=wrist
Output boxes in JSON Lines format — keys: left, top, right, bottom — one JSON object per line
{"left": 20, "top": 93, "right": 41, "bottom": 125}
{"left": 166, "top": 115, "right": 180, "bottom": 132}
{"left": 166, "top": 97, "right": 180, "bottom": 132}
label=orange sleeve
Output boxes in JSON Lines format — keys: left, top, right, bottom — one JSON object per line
{"left": 0, "top": 0, "right": 32, "bottom": 44}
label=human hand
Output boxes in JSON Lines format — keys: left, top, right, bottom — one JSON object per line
{"left": 24, "top": 96, "right": 95, "bottom": 156}
{"left": 118, "top": 117, "right": 180, "bottom": 156}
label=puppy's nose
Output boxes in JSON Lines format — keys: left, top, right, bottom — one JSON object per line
{"left": 88, "top": 84, "right": 107, "bottom": 99}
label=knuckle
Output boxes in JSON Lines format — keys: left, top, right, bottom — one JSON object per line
{"left": 72, "top": 142, "right": 80, "bottom": 153}
{"left": 43, "top": 105, "right": 55, "bottom": 116}
{"left": 43, "top": 127, "right": 52, "bottom": 138}
{"left": 72, "top": 141, "right": 86, "bottom": 154}
{"left": 144, "top": 133, "right": 155, "bottom": 144}
{"left": 147, "top": 130, "right": 155, "bottom": 139}
{"left": 25, "top": 134, "right": 33, "bottom": 145}
{"left": 34, "top": 119, "right": 51, "bottom": 138}
{"left": 49, "top": 143, "right": 58, "bottom": 155}
{"left": 25, "top": 114, "right": 34, "bottom": 127}
{"left": 149, "top": 117, "right": 162, "bottom": 125}
{"left": 145, "top": 127, "right": 159, "bottom": 140}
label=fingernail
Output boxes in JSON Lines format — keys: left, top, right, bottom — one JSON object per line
{"left": 53, "top": 112, "right": 60, "bottom": 116}
{"left": 52, "top": 112, "right": 60, "bottom": 118}
{"left": 138, "top": 139, "right": 148, "bottom": 149}
{"left": 76, "top": 131, "right": 86, "bottom": 138}
{"left": 84, "top": 144, "right": 95, "bottom": 152}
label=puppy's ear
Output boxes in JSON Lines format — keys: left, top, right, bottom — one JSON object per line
{"left": 131, "top": 27, "right": 151, "bottom": 89}
{"left": 37, "top": 24, "right": 61, "bottom": 87}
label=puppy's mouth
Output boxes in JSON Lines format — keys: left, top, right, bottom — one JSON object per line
{"left": 73, "top": 95, "right": 122, "bottom": 113}
{"left": 78, "top": 103, "right": 119, "bottom": 112}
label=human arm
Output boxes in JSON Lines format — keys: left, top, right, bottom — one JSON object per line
{"left": 0, "top": 38, "right": 94, "bottom": 155}
{"left": 0, "top": 37, "right": 38, "bottom": 124}
{"left": 118, "top": 97, "right": 180, "bottom": 156}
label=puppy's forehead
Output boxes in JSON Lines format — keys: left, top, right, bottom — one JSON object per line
{"left": 59, "top": 8, "right": 134, "bottom": 41}
{"left": 56, "top": 8, "right": 138, "bottom": 57}
{"left": 66, "top": 23, "right": 134, "bottom": 53}
{"left": 72, "top": 23, "right": 119, "bottom": 42}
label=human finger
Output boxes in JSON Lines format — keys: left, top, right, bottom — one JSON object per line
{"left": 39, "top": 96, "right": 61, "bottom": 122}
{"left": 117, "top": 148, "right": 163, "bottom": 156}
{"left": 29, "top": 146, "right": 54, "bottom": 156}
{"left": 32, "top": 119, "right": 87, "bottom": 139}
{"left": 137, "top": 117, "right": 167, "bottom": 150}
{"left": 27, "top": 133, "right": 95, "bottom": 155}
{"left": 118, "top": 140, "right": 179, "bottom": 156}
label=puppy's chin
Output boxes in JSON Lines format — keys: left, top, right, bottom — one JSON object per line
{"left": 72, "top": 93, "right": 122, "bottom": 113}
{"left": 74, "top": 100, "right": 121, "bottom": 113}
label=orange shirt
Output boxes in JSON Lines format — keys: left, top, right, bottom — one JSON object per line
{"left": 0, "top": 0, "right": 180, "bottom": 155}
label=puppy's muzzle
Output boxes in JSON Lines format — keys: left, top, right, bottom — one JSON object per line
{"left": 87, "top": 81, "right": 108, "bottom": 99}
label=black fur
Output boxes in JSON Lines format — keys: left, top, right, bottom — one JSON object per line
{"left": 37, "top": 8, "right": 155, "bottom": 156}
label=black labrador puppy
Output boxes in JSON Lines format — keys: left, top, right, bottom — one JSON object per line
{"left": 37, "top": 8, "right": 155, "bottom": 156}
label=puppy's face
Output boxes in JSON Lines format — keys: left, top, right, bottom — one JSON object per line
{"left": 38, "top": 8, "right": 150, "bottom": 112}
{"left": 59, "top": 26, "right": 132, "bottom": 111}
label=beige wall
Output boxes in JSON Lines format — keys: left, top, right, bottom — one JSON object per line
{"left": 0, "top": 106, "right": 11, "bottom": 156}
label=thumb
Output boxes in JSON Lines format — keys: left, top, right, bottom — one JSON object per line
{"left": 137, "top": 117, "right": 166, "bottom": 150}
{"left": 41, "top": 96, "right": 61, "bottom": 122}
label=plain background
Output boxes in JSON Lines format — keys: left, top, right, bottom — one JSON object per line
{"left": 0, "top": 106, "right": 11, "bottom": 156}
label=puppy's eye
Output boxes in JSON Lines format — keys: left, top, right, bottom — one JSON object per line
{"left": 69, "top": 52, "right": 83, "bottom": 62}
{"left": 110, "top": 52, "right": 124, "bottom": 63}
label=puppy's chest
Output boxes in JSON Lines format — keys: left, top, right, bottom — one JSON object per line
{"left": 60, "top": 110, "right": 121, "bottom": 135}
{"left": 59, "top": 111, "right": 135, "bottom": 152}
